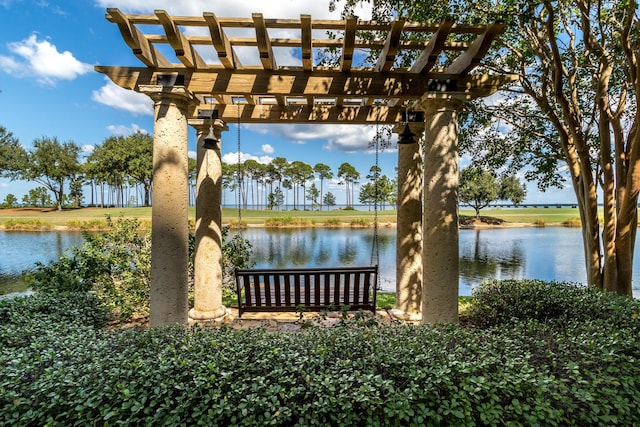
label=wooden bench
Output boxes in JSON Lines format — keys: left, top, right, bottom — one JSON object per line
{"left": 235, "top": 266, "right": 378, "bottom": 317}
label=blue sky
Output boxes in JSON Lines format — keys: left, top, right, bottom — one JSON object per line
{"left": 0, "top": 0, "right": 577, "bottom": 206}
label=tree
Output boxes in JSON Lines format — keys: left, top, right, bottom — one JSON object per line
{"left": 125, "top": 132, "right": 153, "bottom": 206}
{"left": 323, "top": 191, "right": 337, "bottom": 209}
{"left": 267, "top": 187, "right": 284, "bottom": 210}
{"left": 67, "top": 175, "right": 85, "bottom": 208}
{"left": 243, "top": 159, "right": 263, "bottom": 208}
{"left": 87, "top": 137, "right": 127, "bottom": 207}
{"left": 500, "top": 175, "right": 526, "bottom": 206}
{"left": 0, "top": 126, "right": 27, "bottom": 178}
{"left": 314, "top": 163, "right": 334, "bottom": 211}
{"left": 267, "top": 157, "right": 288, "bottom": 210}
{"left": 330, "top": 0, "right": 640, "bottom": 295}
{"left": 306, "top": 183, "right": 320, "bottom": 210}
{"left": 21, "top": 137, "right": 81, "bottom": 211}
{"left": 1, "top": 194, "right": 17, "bottom": 209}
{"left": 338, "top": 162, "right": 360, "bottom": 208}
{"left": 22, "top": 187, "right": 52, "bottom": 208}
{"left": 360, "top": 166, "right": 394, "bottom": 210}
{"left": 88, "top": 132, "right": 153, "bottom": 207}
{"left": 288, "top": 161, "right": 313, "bottom": 210}
{"left": 459, "top": 167, "right": 501, "bottom": 218}
{"left": 460, "top": 167, "right": 527, "bottom": 218}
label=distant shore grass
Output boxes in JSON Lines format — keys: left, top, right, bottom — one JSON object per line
{"left": 0, "top": 206, "right": 601, "bottom": 229}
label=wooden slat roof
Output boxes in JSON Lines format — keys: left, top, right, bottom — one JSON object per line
{"left": 95, "top": 9, "right": 517, "bottom": 124}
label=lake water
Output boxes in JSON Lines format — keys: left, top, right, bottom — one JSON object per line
{"left": 1, "top": 228, "right": 639, "bottom": 297}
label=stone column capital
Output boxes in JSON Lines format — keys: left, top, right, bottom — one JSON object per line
{"left": 392, "top": 122, "right": 425, "bottom": 136}
{"left": 139, "top": 85, "right": 199, "bottom": 115}
{"left": 414, "top": 96, "right": 466, "bottom": 117}
{"left": 189, "top": 118, "right": 229, "bottom": 135}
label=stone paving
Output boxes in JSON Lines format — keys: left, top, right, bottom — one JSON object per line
{"left": 189, "top": 308, "right": 419, "bottom": 332}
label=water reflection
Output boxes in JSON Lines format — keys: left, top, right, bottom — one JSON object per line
{"left": 0, "top": 231, "right": 85, "bottom": 295}
{"left": 2, "top": 227, "right": 640, "bottom": 298}
{"left": 459, "top": 229, "right": 526, "bottom": 284}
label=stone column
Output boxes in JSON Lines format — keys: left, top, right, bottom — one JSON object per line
{"left": 417, "top": 97, "right": 464, "bottom": 324}
{"left": 140, "top": 85, "right": 198, "bottom": 327}
{"left": 189, "top": 118, "right": 228, "bottom": 321}
{"left": 391, "top": 123, "right": 423, "bottom": 321}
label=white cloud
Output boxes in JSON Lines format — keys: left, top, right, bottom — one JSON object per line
{"left": 250, "top": 123, "right": 382, "bottom": 153}
{"left": 92, "top": 78, "right": 153, "bottom": 115}
{"left": 261, "top": 144, "right": 274, "bottom": 154}
{"left": 0, "top": 33, "right": 92, "bottom": 85}
{"left": 80, "top": 144, "right": 95, "bottom": 155}
{"left": 222, "top": 152, "right": 273, "bottom": 165}
{"left": 106, "top": 123, "right": 149, "bottom": 136}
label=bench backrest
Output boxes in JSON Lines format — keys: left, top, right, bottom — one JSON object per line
{"left": 235, "top": 266, "right": 378, "bottom": 316}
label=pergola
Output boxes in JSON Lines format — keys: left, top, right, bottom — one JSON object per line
{"left": 96, "top": 8, "right": 517, "bottom": 326}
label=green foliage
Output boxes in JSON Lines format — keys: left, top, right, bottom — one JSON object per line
{"left": 21, "top": 137, "right": 81, "bottom": 211}
{"left": 64, "top": 219, "right": 110, "bottom": 230}
{"left": 467, "top": 279, "right": 640, "bottom": 329}
{"left": 264, "top": 217, "right": 311, "bottom": 227}
{"left": 21, "top": 186, "right": 53, "bottom": 208}
{"left": 25, "top": 216, "right": 151, "bottom": 321}
{"left": 25, "top": 218, "right": 254, "bottom": 321}
{"left": 324, "top": 218, "right": 342, "bottom": 227}
{"left": 2, "top": 284, "right": 640, "bottom": 425}
{"left": 87, "top": 132, "right": 154, "bottom": 207}
{"left": 0, "top": 194, "right": 17, "bottom": 209}
{"left": 3, "top": 219, "right": 51, "bottom": 231}
{"left": 323, "top": 191, "right": 336, "bottom": 208}
{"left": 350, "top": 218, "right": 371, "bottom": 227}
{"left": 460, "top": 167, "right": 527, "bottom": 218}
{"left": 221, "top": 226, "right": 254, "bottom": 290}
{"left": 0, "top": 126, "right": 27, "bottom": 179}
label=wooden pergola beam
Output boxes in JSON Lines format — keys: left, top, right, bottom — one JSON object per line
{"left": 341, "top": 16, "right": 358, "bottom": 72}
{"left": 107, "top": 8, "right": 172, "bottom": 68}
{"left": 301, "top": 14, "right": 313, "bottom": 71}
{"left": 203, "top": 12, "right": 240, "bottom": 69}
{"left": 410, "top": 18, "right": 454, "bottom": 74}
{"left": 98, "top": 10, "right": 517, "bottom": 124}
{"left": 96, "top": 66, "right": 515, "bottom": 99}
{"left": 190, "top": 104, "right": 405, "bottom": 124}
{"left": 253, "top": 13, "right": 276, "bottom": 70}
{"left": 375, "top": 19, "right": 406, "bottom": 72}
{"left": 155, "top": 10, "right": 206, "bottom": 68}
{"left": 445, "top": 23, "right": 505, "bottom": 75}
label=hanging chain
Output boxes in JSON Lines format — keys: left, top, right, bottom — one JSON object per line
{"left": 236, "top": 102, "right": 242, "bottom": 233}
{"left": 370, "top": 118, "right": 380, "bottom": 276}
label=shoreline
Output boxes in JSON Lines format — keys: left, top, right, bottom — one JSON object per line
{"left": 0, "top": 220, "right": 575, "bottom": 232}
{"left": 0, "top": 206, "right": 584, "bottom": 231}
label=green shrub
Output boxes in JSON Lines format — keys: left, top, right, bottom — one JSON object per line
{"left": 562, "top": 218, "right": 581, "bottom": 227}
{"left": 221, "top": 226, "right": 254, "bottom": 290}
{"left": 25, "top": 216, "right": 150, "bottom": 321}
{"left": 1, "top": 290, "right": 640, "bottom": 425}
{"left": 64, "top": 219, "right": 110, "bottom": 230}
{"left": 349, "top": 218, "right": 371, "bottom": 228}
{"left": 466, "top": 279, "right": 640, "bottom": 329}
{"left": 264, "top": 217, "right": 310, "bottom": 227}
{"left": 324, "top": 218, "right": 342, "bottom": 227}
{"left": 25, "top": 217, "right": 253, "bottom": 321}
{"left": 3, "top": 219, "right": 51, "bottom": 231}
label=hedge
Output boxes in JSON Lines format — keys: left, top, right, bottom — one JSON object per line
{"left": 1, "top": 281, "right": 639, "bottom": 425}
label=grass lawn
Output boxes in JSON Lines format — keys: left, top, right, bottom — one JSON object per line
{"left": 0, "top": 206, "right": 590, "bottom": 228}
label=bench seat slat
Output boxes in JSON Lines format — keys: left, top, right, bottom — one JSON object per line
{"left": 236, "top": 266, "right": 377, "bottom": 317}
